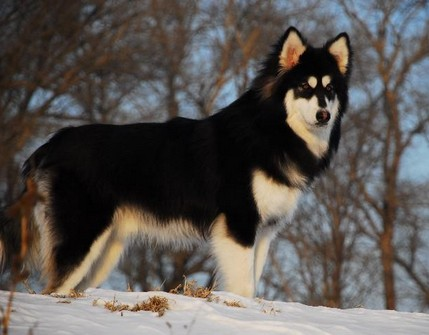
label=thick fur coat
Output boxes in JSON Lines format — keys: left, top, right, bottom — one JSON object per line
{"left": 0, "top": 27, "right": 352, "bottom": 297}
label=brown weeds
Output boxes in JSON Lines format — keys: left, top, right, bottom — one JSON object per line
{"left": 104, "top": 296, "right": 170, "bottom": 317}
{"left": 223, "top": 300, "right": 245, "bottom": 308}
{"left": 168, "top": 277, "right": 246, "bottom": 308}
{"left": 169, "top": 277, "right": 213, "bottom": 299}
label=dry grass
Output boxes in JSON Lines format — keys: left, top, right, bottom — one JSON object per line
{"left": 168, "top": 277, "right": 246, "bottom": 309}
{"left": 54, "top": 290, "right": 86, "bottom": 304}
{"left": 256, "top": 298, "right": 281, "bottom": 315}
{"left": 223, "top": 300, "right": 245, "bottom": 308}
{"left": 49, "top": 289, "right": 86, "bottom": 300}
{"left": 103, "top": 296, "right": 170, "bottom": 317}
{"left": 67, "top": 290, "right": 86, "bottom": 298}
{"left": 169, "top": 278, "right": 213, "bottom": 299}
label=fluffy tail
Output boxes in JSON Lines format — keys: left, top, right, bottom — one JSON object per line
{"left": 0, "top": 178, "right": 41, "bottom": 274}
{"left": 1, "top": 141, "right": 50, "bottom": 276}
{"left": 0, "top": 208, "right": 21, "bottom": 271}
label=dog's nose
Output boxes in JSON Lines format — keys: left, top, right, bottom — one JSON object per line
{"left": 316, "top": 110, "right": 331, "bottom": 124}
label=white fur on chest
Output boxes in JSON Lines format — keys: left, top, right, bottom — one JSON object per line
{"left": 252, "top": 169, "right": 301, "bottom": 223}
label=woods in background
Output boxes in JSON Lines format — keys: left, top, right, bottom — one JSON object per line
{"left": 1, "top": 0, "right": 428, "bottom": 312}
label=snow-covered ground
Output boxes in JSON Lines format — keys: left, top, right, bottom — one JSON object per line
{"left": 1, "top": 288, "right": 428, "bottom": 334}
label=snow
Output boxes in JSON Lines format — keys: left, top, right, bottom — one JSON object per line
{"left": 1, "top": 288, "right": 428, "bottom": 335}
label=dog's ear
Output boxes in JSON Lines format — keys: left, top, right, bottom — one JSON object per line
{"left": 279, "top": 27, "right": 307, "bottom": 71}
{"left": 327, "top": 33, "right": 351, "bottom": 76}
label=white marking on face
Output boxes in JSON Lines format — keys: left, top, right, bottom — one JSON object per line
{"left": 322, "top": 75, "right": 331, "bottom": 88}
{"left": 308, "top": 76, "right": 317, "bottom": 88}
{"left": 325, "top": 95, "right": 340, "bottom": 120}
{"left": 284, "top": 89, "right": 340, "bottom": 157}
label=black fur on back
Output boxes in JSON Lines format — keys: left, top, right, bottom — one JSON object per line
{"left": 17, "top": 27, "right": 352, "bottom": 282}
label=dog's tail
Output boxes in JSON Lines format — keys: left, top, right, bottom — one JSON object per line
{"left": 0, "top": 208, "right": 21, "bottom": 271}
{"left": 1, "top": 141, "right": 51, "bottom": 275}
{"left": 0, "top": 178, "right": 41, "bottom": 274}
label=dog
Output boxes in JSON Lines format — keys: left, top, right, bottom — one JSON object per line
{"left": 0, "top": 27, "right": 351, "bottom": 297}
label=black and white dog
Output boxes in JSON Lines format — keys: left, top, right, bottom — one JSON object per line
{"left": 0, "top": 27, "right": 351, "bottom": 297}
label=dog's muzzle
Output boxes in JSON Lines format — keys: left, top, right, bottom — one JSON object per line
{"left": 316, "top": 110, "right": 331, "bottom": 125}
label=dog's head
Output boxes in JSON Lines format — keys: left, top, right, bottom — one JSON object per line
{"left": 254, "top": 27, "right": 352, "bottom": 156}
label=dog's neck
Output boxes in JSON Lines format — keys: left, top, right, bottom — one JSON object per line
{"left": 286, "top": 115, "right": 333, "bottom": 159}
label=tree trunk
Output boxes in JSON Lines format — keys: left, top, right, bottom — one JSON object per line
{"left": 380, "top": 197, "right": 396, "bottom": 309}
{"left": 380, "top": 226, "right": 395, "bottom": 309}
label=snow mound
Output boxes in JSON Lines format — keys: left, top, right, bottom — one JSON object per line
{"left": 1, "top": 288, "right": 428, "bottom": 334}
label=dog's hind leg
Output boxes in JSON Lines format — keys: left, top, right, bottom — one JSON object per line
{"left": 37, "top": 169, "right": 119, "bottom": 295}
{"left": 210, "top": 215, "right": 255, "bottom": 298}
{"left": 45, "top": 226, "right": 114, "bottom": 295}
{"left": 78, "top": 227, "right": 126, "bottom": 290}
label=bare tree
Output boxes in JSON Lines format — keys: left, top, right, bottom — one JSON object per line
{"left": 393, "top": 181, "right": 429, "bottom": 310}
{"left": 0, "top": 0, "right": 160, "bottom": 203}
{"left": 339, "top": 0, "right": 429, "bottom": 310}
{"left": 260, "top": 0, "right": 429, "bottom": 311}
{"left": 2, "top": 0, "right": 428, "bottom": 312}
{"left": 262, "top": 163, "right": 378, "bottom": 308}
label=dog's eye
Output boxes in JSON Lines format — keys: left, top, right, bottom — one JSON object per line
{"left": 299, "top": 82, "right": 311, "bottom": 91}
{"left": 325, "top": 83, "right": 334, "bottom": 92}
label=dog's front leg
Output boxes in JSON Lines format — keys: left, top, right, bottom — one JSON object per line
{"left": 253, "top": 230, "right": 276, "bottom": 288}
{"left": 210, "top": 215, "right": 255, "bottom": 298}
